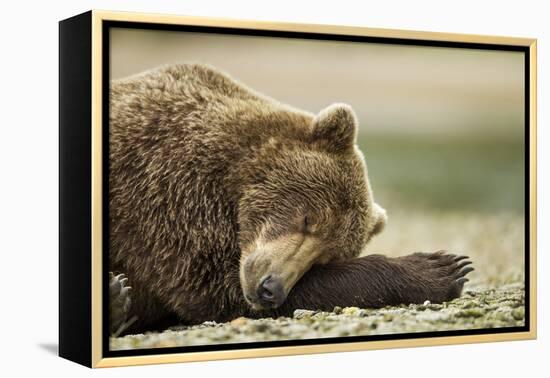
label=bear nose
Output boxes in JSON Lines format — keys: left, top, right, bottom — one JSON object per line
{"left": 257, "top": 275, "right": 285, "bottom": 308}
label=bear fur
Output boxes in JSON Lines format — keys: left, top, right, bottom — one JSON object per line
{"left": 109, "top": 64, "right": 472, "bottom": 334}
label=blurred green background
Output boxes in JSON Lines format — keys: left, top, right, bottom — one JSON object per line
{"left": 362, "top": 134, "right": 524, "bottom": 214}
{"left": 111, "top": 28, "right": 526, "bottom": 287}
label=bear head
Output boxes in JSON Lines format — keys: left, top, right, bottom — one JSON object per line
{"left": 238, "top": 103, "right": 387, "bottom": 311}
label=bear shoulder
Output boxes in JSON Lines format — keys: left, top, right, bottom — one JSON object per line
{"left": 111, "top": 63, "right": 263, "bottom": 104}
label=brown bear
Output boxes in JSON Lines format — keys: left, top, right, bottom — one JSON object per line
{"left": 108, "top": 64, "right": 473, "bottom": 335}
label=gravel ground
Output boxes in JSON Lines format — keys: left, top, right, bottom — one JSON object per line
{"left": 110, "top": 210, "right": 525, "bottom": 350}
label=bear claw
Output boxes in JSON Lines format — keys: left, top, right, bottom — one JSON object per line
{"left": 442, "top": 252, "right": 474, "bottom": 300}
{"left": 457, "top": 266, "right": 475, "bottom": 278}
{"left": 455, "top": 260, "right": 473, "bottom": 271}
{"left": 454, "top": 255, "right": 470, "bottom": 262}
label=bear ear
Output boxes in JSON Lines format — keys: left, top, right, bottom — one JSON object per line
{"left": 371, "top": 203, "right": 387, "bottom": 236}
{"left": 311, "top": 103, "right": 358, "bottom": 153}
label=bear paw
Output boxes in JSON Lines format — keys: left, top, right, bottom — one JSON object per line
{"left": 109, "top": 272, "right": 137, "bottom": 336}
{"left": 399, "top": 250, "right": 474, "bottom": 303}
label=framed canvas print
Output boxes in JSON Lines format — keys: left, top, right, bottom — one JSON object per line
{"left": 59, "top": 10, "right": 537, "bottom": 368}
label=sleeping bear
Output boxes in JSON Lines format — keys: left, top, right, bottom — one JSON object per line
{"left": 108, "top": 64, "right": 473, "bottom": 335}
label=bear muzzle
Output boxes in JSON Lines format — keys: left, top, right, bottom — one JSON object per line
{"left": 240, "top": 233, "right": 323, "bottom": 310}
{"left": 241, "top": 254, "right": 290, "bottom": 310}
